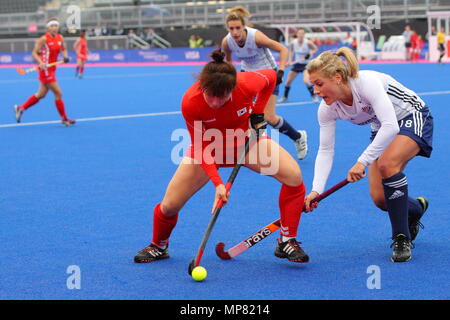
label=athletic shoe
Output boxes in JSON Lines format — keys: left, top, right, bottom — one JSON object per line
{"left": 274, "top": 238, "right": 309, "bottom": 263}
{"left": 62, "top": 119, "right": 76, "bottom": 126}
{"left": 409, "top": 197, "right": 428, "bottom": 241}
{"left": 312, "top": 95, "right": 319, "bottom": 102}
{"left": 14, "top": 105, "right": 23, "bottom": 123}
{"left": 278, "top": 96, "right": 288, "bottom": 103}
{"left": 294, "top": 130, "right": 308, "bottom": 160}
{"left": 390, "top": 234, "right": 413, "bottom": 262}
{"left": 134, "top": 243, "right": 169, "bottom": 263}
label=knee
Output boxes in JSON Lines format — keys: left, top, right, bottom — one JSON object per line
{"left": 281, "top": 169, "right": 302, "bottom": 187}
{"left": 35, "top": 93, "right": 46, "bottom": 99}
{"left": 264, "top": 113, "right": 279, "bottom": 126}
{"left": 160, "top": 200, "right": 180, "bottom": 216}
{"left": 289, "top": 174, "right": 302, "bottom": 187}
{"left": 377, "top": 157, "right": 401, "bottom": 179}
{"left": 55, "top": 93, "right": 63, "bottom": 100}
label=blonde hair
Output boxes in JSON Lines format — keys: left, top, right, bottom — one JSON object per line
{"left": 226, "top": 6, "right": 250, "bottom": 26}
{"left": 306, "top": 47, "right": 359, "bottom": 82}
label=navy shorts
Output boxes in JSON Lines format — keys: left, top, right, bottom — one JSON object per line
{"left": 241, "top": 68, "right": 280, "bottom": 96}
{"left": 370, "top": 106, "right": 433, "bottom": 158}
{"left": 291, "top": 63, "right": 307, "bottom": 74}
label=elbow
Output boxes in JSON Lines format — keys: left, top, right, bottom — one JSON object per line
{"left": 382, "top": 122, "right": 399, "bottom": 137}
{"left": 317, "top": 146, "right": 334, "bottom": 156}
{"left": 390, "top": 123, "right": 400, "bottom": 136}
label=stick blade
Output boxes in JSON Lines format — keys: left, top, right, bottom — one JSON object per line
{"left": 187, "top": 258, "right": 195, "bottom": 275}
{"left": 215, "top": 242, "right": 232, "bottom": 260}
{"left": 16, "top": 67, "right": 26, "bottom": 75}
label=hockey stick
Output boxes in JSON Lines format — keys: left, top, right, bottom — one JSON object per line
{"left": 187, "top": 127, "right": 265, "bottom": 275}
{"left": 16, "top": 60, "right": 64, "bottom": 75}
{"left": 215, "top": 178, "right": 349, "bottom": 260}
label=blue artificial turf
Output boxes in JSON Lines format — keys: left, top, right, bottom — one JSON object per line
{"left": 0, "top": 62, "right": 449, "bottom": 300}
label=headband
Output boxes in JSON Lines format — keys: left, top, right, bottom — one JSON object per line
{"left": 47, "top": 21, "right": 60, "bottom": 28}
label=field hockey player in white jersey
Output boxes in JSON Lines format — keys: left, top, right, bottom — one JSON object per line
{"left": 304, "top": 47, "right": 433, "bottom": 263}
{"left": 221, "top": 6, "right": 308, "bottom": 160}
{"left": 279, "top": 28, "right": 318, "bottom": 103}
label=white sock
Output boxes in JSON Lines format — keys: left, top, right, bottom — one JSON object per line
{"left": 282, "top": 236, "right": 295, "bottom": 242}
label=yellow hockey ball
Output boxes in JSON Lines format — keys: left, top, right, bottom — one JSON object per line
{"left": 191, "top": 266, "right": 207, "bottom": 282}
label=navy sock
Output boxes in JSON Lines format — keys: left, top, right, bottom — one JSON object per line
{"left": 408, "top": 197, "right": 423, "bottom": 220}
{"left": 382, "top": 172, "right": 411, "bottom": 239}
{"left": 284, "top": 86, "right": 291, "bottom": 98}
{"left": 273, "top": 117, "right": 300, "bottom": 141}
{"left": 307, "top": 85, "right": 314, "bottom": 96}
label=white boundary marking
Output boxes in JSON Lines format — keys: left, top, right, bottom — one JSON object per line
{"left": 0, "top": 90, "right": 448, "bottom": 129}
{"left": 0, "top": 71, "right": 191, "bottom": 84}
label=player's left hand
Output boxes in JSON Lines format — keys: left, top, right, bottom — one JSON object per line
{"left": 347, "top": 162, "right": 366, "bottom": 182}
{"left": 276, "top": 69, "right": 284, "bottom": 85}
{"left": 212, "top": 184, "right": 229, "bottom": 213}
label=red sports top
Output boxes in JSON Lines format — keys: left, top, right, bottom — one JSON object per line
{"left": 181, "top": 69, "right": 276, "bottom": 187}
{"left": 76, "top": 38, "right": 87, "bottom": 56}
{"left": 410, "top": 33, "right": 418, "bottom": 49}
{"left": 39, "top": 33, "right": 63, "bottom": 71}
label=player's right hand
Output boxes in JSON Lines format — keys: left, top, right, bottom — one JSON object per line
{"left": 38, "top": 62, "right": 47, "bottom": 70}
{"left": 212, "top": 184, "right": 229, "bottom": 213}
{"left": 304, "top": 191, "right": 319, "bottom": 212}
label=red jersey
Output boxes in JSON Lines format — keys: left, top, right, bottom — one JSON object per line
{"left": 39, "top": 33, "right": 63, "bottom": 71}
{"left": 38, "top": 33, "right": 63, "bottom": 83}
{"left": 410, "top": 33, "right": 418, "bottom": 49}
{"left": 76, "top": 37, "right": 88, "bottom": 58}
{"left": 181, "top": 69, "right": 276, "bottom": 186}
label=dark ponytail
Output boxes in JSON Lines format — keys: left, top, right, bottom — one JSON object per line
{"left": 198, "top": 48, "right": 237, "bottom": 97}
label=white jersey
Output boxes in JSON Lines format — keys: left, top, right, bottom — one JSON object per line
{"left": 292, "top": 38, "right": 311, "bottom": 64}
{"left": 312, "top": 70, "right": 426, "bottom": 193}
{"left": 226, "top": 27, "right": 277, "bottom": 71}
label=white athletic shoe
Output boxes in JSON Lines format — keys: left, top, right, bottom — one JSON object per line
{"left": 278, "top": 96, "right": 288, "bottom": 103}
{"left": 14, "top": 105, "right": 23, "bottom": 123}
{"left": 312, "top": 95, "right": 319, "bottom": 103}
{"left": 294, "top": 130, "right": 308, "bottom": 160}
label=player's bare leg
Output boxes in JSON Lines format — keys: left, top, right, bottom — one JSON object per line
{"left": 265, "top": 95, "right": 308, "bottom": 160}
{"left": 303, "top": 69, "right": 318, "bottom": 102}
{"left": 244, "top": 138, "right": 309, "bottom": 262}
{"left": 135, "top": 157, "right": 210, "bottom": 263}
{"left": 278, "top": 71, "right": 298, "bottom": 103}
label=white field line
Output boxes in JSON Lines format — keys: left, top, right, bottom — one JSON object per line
{"left": 0, "top": 71, "right": 192, "bottom": 84}
{"left": 0, "top": 90, "right": 448, "bottom": 128}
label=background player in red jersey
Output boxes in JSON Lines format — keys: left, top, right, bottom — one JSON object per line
{"left": 73, "top": 30, "right": 88, "bottom": 78}
{"left": 14, "top": 17, "right": 75, "bottom": 126}
{"left": 135, "top": 50, "right": 309, "bottom": 264}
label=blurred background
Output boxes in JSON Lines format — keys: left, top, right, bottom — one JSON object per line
{"left": 0, "top": 0, "right": 449, "bottom": 64}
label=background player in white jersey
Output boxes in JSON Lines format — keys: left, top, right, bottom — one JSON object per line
{"left": 279, "top": 28, "right": 318, "bottom": 103}
{"left": 304, "top": 47, "right": 433, "bottom": 263}
{"left": 221, "top": 6, "right": 308, "bottom": 160}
